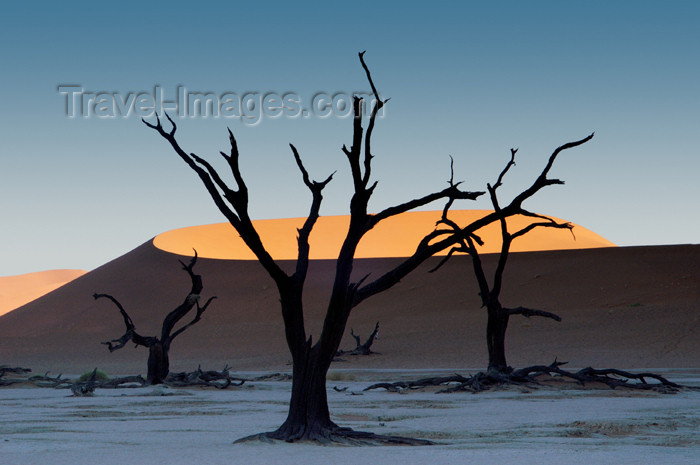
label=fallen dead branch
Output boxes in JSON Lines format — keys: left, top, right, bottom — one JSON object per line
{"left": 29, "top": 372, "right": 73, "bottom": 388}
{"left": 1, "top": 366, "right": 294, "bottom": 390}
{"left": 0, "top": 366, "right": 32, "bottom": 386}
{"left": 364, "top": 361, "right": 691, "bottom": 394}
{"left": 97, "top": 375, "right": 147, "bottom": 388}
{"left": 165, "top": 365, "right": 245, "bottom": 389}
{"left": 25, "top": 371, "right": 146, "bottom": 390}
{"left": 251, "top": 372, "right": 292, "bottom": 381}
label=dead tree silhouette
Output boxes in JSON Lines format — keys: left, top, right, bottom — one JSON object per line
{"left": 364, "top": 143, "right": 688, "bottom": 395}
{"left": 336, "top": 322, "right": 380, "bottom": 357}
{"left": 94, "top": 252, "right": 215, "bottom": 385}
{"left": 143, "top": 51, "right": 497, "bottom": 444}
{"left": 432, "top": 148, "right": 583, "bottom": 374}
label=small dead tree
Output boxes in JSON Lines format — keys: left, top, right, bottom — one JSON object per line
{"left": 336, "top": 322, "right": 380, "bottom": 356}
{"left": 144, "top": 52, "right": 489, "bottom": 444}
{"left": 94, "top": 252, "right": 216, "bottom": 385}
{"left": 433, "top": 141, "right": 593, "bottom": 374}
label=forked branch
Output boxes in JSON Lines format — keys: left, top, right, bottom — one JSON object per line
{"left": 143, "top": 115, "right": 287, "bottom": 285}
{"left": 93, "top": 293, "right": 152, "bottom": 351}
{"left": 161, "top": 250, "right": 216, "bottom": 341}
{"left": 291, "top": 143, "right": 335, "bottom": 282}
{"left": 169, "top": 296, "right": 217, "bottom": 341}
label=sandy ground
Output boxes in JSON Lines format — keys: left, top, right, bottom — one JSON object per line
{"left": 1, "top": 370, "right": 698, "bottom": 464}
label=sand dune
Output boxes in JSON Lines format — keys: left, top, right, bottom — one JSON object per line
{"left": 0, "top": 269, "right": 86, "bottom": 317}
{"left": 0, "top": 238, "right": 695, "bottom": 375}
{"left": 153, "top": 210, "right": 616, "bottom": 260}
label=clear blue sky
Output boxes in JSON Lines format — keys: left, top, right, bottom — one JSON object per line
{"left": 1, "top": 1, "right": 698, "bottom": 276}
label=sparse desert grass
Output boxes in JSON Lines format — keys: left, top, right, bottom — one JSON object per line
{"left": 78, "top": 369, "right": 109, "bottom": 382}
{"left": 327, "top": 371, "right": 357, "bottom": 381}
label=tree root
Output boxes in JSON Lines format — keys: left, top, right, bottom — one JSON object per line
{"left": 364, "top": 360, "right": 691, "bottom": 394}
{"left": 235, "top": 425, "right": 434, "bottom": 446}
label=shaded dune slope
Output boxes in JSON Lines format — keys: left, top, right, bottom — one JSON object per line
{"left": 0, "top": 241, "right": 696, "bottom": 375}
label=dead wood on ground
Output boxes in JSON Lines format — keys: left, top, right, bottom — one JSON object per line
{"left": 364, "top": 360, "right": 691, "bottom": 394}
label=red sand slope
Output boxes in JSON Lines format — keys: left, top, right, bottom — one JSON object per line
{"left": 0, "top": 241, "right": 695, "bottom": 375}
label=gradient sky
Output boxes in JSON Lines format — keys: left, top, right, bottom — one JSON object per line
{"left": 1, "top": 1, "right": 698, "bottom": 276}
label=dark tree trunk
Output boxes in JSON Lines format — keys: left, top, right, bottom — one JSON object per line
{"left": 486, "top": 306, "right": 510, "bottom": 374}
{"left": 271, "top": 347, "right": 336, "bottom": 441}
{"left": 268, "top": 294, "right": 348, "bottom": 441}
{"left": 146, "top": 341, "right": 169, "bottom": 385}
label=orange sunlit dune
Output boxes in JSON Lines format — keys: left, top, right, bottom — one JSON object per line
{"left": 154, "top": 210, "right": 615, "bottom": 260}
{"left": 0, "top": 269, "right": 86, "bottom": 317}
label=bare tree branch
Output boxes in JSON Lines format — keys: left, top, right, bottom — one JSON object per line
{"left": 493, "top": 148, "right": 517, "bottom": 190}
{"left": 143, "top": 114, "right": 241, "bottom": 229}
{"left": 511, "top": 220, "right": 573, "bottom": 241}
{"left": 507, "top": 306, "right": 562, "bottom": 321}
{"left": 291, "top": 143, "right": 334, "bottom": 284}
{"left": 509, "top": 133, "right": 594, "bottom": 209}
{"left": 93, "top": 293, "right": 152, "bottom": 350}
{"left": 427, "top": 244, "right": 466, "bottom": 274}
{"left": 161, "top": 250, "right": 207, "bottom": 340}
{"left": 170, "top": 296, "right": 217, "bottom": 340}
{"left": 359, "top": 50, "right": 388, "bottom": 188}
{"left": 143, "top": 115, "right": 287, "bottom": 286}
{"left": 368, "top": 186, "right": 483, "bottom": 230}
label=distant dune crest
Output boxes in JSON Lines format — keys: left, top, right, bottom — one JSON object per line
{"left": 154, "top": 210, "right": 616, "bottom": 260}
{"left": 0, "top": 211, "right": 613, "bottom": 318}
{"left": 0, "top": 269, "right": 86, "bottom": 317}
